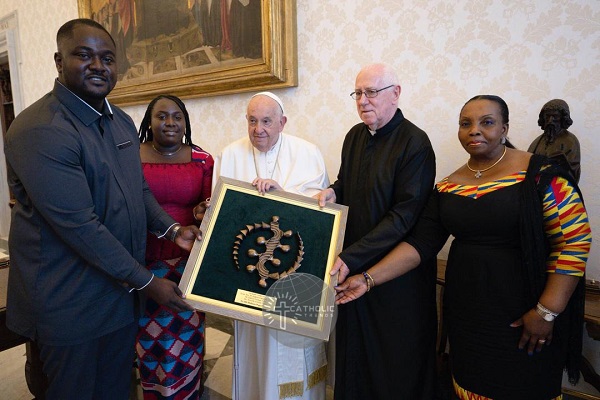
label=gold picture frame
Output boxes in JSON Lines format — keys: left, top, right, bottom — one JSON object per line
{"left": 179, "top": 177, "right": 348, "bottom": 341}
{"left": 78, "top": 0, "right": 297, "bottom": 106}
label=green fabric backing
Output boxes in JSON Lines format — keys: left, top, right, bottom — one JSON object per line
{"left": 191, "top": 190, "right": 335, "bottom": 309}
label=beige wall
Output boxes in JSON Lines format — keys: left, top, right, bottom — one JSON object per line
{"left": 2, "top": 1, "right": 599, "bottom": 266}
{"left": 1, "top": 0, "right": 600, "bottom": 391}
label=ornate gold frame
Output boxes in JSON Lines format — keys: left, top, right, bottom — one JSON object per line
{"left": 179, "top": 178, "right": 347, "bottom": 341}
{"left": 78, "top": 0, "right": 297, "bottom": 106}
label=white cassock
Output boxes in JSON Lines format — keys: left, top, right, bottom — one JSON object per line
{"left": 214, "top": 133, "right": 330, "bottom": 400}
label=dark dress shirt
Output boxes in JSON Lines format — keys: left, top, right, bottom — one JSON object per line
{"left": 4, "top": 80, "right": 174, "bottom": 346}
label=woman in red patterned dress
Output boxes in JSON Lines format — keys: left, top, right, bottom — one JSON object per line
{"left": 137, "top": 94, "right": 214, "bottom": 399}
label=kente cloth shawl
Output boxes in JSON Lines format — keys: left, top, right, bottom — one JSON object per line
{"left": 522, "top": 154, "right": 585, "bottom": 384}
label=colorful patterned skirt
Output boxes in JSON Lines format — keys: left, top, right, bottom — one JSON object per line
{"left": 136, "top": 257, "right": 205, "bottom": 400}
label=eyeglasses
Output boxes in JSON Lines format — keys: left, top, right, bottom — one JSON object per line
{"left": 350, "top": 85, "right": 395, "bottom": 100}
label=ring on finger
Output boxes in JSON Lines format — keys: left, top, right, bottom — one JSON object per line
{"left": 538, "top": 339, "right": 546, "bottom": 344}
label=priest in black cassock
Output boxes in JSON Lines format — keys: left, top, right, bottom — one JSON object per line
{"left": 316, "top": 63, "right": 437, "bottom": 399}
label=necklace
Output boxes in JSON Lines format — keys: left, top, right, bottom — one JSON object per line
{"left": 152, "top": 143, "right": 182, "bottom": 157}
{"left": 466, "top": 146, "right": 507, "bottom": 178}
{"left": 252, "top": 137, "right": 283, "bottom": 180}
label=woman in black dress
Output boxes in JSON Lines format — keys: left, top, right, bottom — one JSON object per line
{"left": 334, "top": 95, "right": 592, "bottom": 399}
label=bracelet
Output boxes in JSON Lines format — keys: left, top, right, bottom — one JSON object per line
{"left": 137, "top": 274, "right": 154, "bottom": 290}
{"left": 536, "top": 302, "right": 559, "bottom": 317}
{"left": 362, "top": 272, "right": 371, "bottom": 292}
{"left": 169, "top": 224, "right": 182, "bottom": 242}
{"left": 362, "top": 271, "right": 375, "bottom": 292}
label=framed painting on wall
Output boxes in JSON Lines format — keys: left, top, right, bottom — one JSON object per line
{"left": 179, "top": 177, "right": 347, "bottom": 341}
{"left": 77, "top": 0, "right": 297, "bottom": 106}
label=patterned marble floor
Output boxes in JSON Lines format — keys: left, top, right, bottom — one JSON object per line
{"left": 0, "top": 313, "right": 235, "bottom": 400}
{"left": 199, "top": 313, "right": 235, "bottom": 400}
{"left": 1, "top": 275, "right": 591, "bottom": 399}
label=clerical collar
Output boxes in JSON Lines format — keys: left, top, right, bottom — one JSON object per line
{"left": 368, "top": 109, "right": 404, "bottom": 137}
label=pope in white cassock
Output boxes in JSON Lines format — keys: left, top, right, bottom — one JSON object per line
{"left": 213, "top": 92, "right": 331, "bottom": 400}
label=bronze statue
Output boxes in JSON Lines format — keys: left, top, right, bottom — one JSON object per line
{"left": 528, "top": 99, "right": 581, "bottom": 182}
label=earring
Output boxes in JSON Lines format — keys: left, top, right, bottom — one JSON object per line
{"left": 501, "top": 137, "right": 506, "bottom": 144}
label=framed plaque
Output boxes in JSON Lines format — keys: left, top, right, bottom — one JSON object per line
{"left": 179, "top": 177, "right": 347, "bottom": 340}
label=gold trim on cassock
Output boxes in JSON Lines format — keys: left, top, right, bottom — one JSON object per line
{"left": 307, "top": 364, "right": 327, "bottom": 389}
{"left": 279, "top": 381, "right": 303, "bottom": 399}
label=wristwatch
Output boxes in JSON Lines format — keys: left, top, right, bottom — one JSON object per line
{"left": 535, "top": 302, "right": 559, "bottom": 322}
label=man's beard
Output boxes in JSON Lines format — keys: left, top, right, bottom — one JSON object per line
{"left": 543, "top": 123, "right": 559, "bottom": 144}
